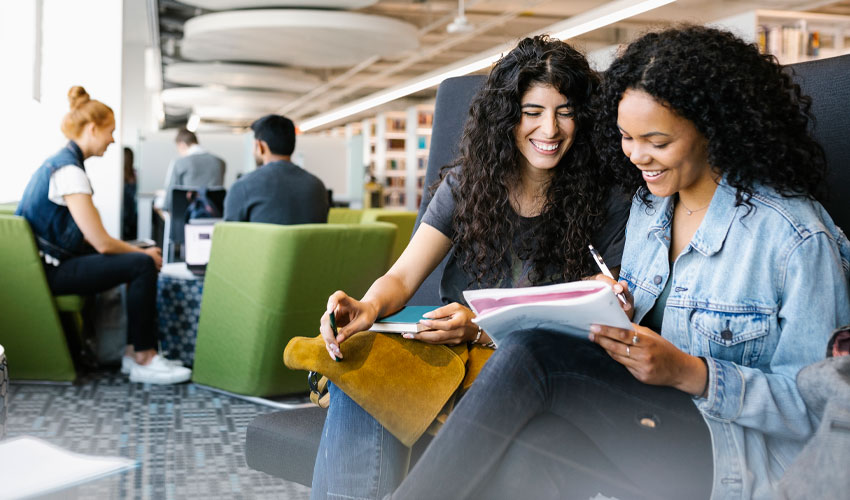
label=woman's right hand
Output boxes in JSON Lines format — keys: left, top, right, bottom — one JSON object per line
{"left": 319, "top": 290, "right": 380, "bottom": 361}
{"left": 143, "top": 247, "right": 163, "bottom": 270}
{"left": 593, "top": 274, "right": 635, "bottom": 320}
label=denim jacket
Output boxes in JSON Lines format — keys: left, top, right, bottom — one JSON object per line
{"left": 15, "top": 141, "right": 90, "bottom": 260}
{"left": 619, "top": 180, "right": 850, "bottom": 500}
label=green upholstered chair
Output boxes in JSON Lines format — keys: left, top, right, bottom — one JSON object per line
{"left": 327, "top": 207, "right": 364, "bottom": 224}
{"left": 191, "top": 222, "right": 396, "bottom": 396}
{"left": 0, "top": 203, "right": 17, "bottom": 216}
{"left": 0, "top": 214, "right": 80, "bottom": 381}
{"left": 360, "top": 209, "right": 417, "bottom": 265}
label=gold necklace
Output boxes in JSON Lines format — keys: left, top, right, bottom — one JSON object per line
{"left": 678, "top": 197, "right": 710, "bottom": 216}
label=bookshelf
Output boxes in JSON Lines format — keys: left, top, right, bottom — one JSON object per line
{"left": 368, "top": 105, "right": 434, "bottom": 210}
{"left": 717, "top": 10, "right": 850, "bottom": 64}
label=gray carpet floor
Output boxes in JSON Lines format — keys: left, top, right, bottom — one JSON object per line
{"left": 5, "top": 371, "right": 311, "bottom": 499}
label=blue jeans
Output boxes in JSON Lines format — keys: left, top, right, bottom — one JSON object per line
{"left": 311, "top": 383, "right": 411, "bottom": 500}
{"left": 391, "top": 331, "right": 713, "bottom": 500}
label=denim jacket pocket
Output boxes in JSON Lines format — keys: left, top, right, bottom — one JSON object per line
{"left": 692, "top": 310, "right": 770, "bottom": 366}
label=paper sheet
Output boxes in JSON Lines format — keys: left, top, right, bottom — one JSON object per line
{"left": 0, "top": 436, "right": 136, "bottom": 499}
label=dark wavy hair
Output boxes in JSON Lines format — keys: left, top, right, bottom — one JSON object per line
{"left": 596, "top": 25, "right": 827, "bottom": 208}
{"left": 445, "top": 35, "right": 609, "bottom": 286}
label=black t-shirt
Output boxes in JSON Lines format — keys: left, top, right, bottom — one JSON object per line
{"left": 422, "top": 168, "right": 630, "bottom": 305}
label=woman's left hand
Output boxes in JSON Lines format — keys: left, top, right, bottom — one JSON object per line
{"left": 406, "top": 302, "right": 478, "bottom": 345}
{"left": 589, "top": 323, "right": 708, "bottom": 396}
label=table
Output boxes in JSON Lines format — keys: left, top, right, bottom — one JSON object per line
{"left": 156, "top": 263, "right": 204, "bottom": 367}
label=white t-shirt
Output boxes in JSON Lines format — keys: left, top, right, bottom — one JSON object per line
{"left": 48, "top": 165, "right": 93, "bottom": 205}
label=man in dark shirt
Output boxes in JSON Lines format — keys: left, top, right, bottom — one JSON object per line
{"left": 223, "top": 115, "right": 328, "bottom": 224}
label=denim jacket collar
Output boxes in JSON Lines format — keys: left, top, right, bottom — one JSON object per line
{"left": 66, "top": 140, "right": 85, "bottom": 167}
{"left": 645, "top": 178, "right": 739, "bottom": 257}
{"left": 689, "top": 180, "right": 739, "bottom": 257}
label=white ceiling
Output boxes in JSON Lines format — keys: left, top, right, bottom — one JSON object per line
{"left": 178, "top": 0, "right": 379, "bottom": 9}
{"left": 164, "top": 62, "right": 323, "bottom": 92}
{"left": 155, "top": 0, "right": 845, "bottom": 130}
{"left": 180, "top": 9, "right": 420, "bottom": 67}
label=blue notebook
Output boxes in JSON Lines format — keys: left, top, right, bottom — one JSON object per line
{"left": 369, "top": 306, "right": 440, "bottom": 334}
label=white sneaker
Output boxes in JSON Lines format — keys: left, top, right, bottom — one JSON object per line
{"left": 121, "top": 355, "right": 184, "bottom": 375}
{"left": 128, "top": 355, "right": 192, "bottom": 385}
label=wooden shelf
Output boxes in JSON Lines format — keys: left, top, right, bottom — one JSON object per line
{"left": 366, "top": 105, "right": 434, "bottom": 210}
{"left": 719, "top": 10, "right": 850, "bottom": 65}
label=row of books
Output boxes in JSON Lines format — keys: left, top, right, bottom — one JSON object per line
{"left": 757, "top": 25, "right": 820, "bottom": 58}
{"left": 386, "top": 114, "right": 433, "bottom": 132}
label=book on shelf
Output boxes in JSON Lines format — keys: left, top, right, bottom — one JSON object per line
{"left": 369, "top": 305, "right": 441, "bottom": 334}
{"left": 464, "top": 281, "right": 633, "bottom": 344}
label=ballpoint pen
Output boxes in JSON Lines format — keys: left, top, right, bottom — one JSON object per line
{"left": 588, "top": 244, "right": 629, "bottom": 306}
{"left": 328, "top": 311, "right": 341, "bottom": 361}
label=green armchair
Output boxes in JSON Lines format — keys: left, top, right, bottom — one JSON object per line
{"left": 0, "top": 214, "right": 81, "bottom": 381}
{"left": 327, "top": 207, "right": 364, "bottom": 224}
{"left": 191, "top": 222, "right": 396, "bottom": 396}
{"left": 0, "top": 203, "right": 18, "bottom": 216}
{"left": 360, "top": 209, "right": 417, "bottom": 265}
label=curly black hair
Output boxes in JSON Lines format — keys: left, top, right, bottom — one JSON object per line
{"left": 596, "top": 25, "right": 827, "bottom": 208}
{"left": 444, "top": 35, "right": 609, "bottom": 286}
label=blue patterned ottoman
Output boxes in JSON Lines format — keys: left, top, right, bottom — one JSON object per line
{"left": 156, "top": 266, "right": 204, "bottom": 367}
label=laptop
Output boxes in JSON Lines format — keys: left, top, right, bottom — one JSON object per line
{"left": 184, "top": 218, "right": 221, "bottom": 276}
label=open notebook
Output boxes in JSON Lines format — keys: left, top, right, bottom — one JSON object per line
{"left": 464, "top": 281, "right": 633, "bottom": 344}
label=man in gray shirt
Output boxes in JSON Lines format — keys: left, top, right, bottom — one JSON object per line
{"left": 164, "top": 128, "right": 226, "bottom": 210}
{"left": 223, "top": 115, "right": 328, "bottom": 224}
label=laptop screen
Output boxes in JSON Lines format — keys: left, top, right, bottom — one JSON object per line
{"left": 184, "top": 218, "right": 220, "bottom": 269}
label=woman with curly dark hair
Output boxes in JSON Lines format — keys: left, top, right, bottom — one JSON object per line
{"left": 385, "top": 26, "right": 850, "bottom": 500}
{"left": 310, "top": 35, "right": 630, "bottom": 499}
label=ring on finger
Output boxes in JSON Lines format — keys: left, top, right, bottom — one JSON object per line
{"left": 626, "top": 345, "right": 631, "bottom": 357}
{"left": 632, "top": 334, "right": 640, "bottom": 345}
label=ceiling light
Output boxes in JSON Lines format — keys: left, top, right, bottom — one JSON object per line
{"left": 447, "top": 0, "right": 475, "bottom": 34}
{"left": 186, "top": 113, "right": 201, "bottom": 132}
{"left": 300, "top": 0, "right": 676, "bottom": 132}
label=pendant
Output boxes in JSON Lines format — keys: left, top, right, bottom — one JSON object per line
{"left": 686, "top": 209, "right": 693, "bottom": 215}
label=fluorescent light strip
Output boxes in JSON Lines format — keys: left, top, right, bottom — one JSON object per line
{"left": 300, "top": 0, "right": 676, "bottom": 131}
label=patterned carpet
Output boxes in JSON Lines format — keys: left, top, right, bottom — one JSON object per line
{"left": 5, "top": 371, "right": 311, "bottom": 499}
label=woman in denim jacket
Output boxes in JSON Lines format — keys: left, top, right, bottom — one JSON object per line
{"left": 16, "top": 86, "right": 190, "bottom": 385}
{"left": 387, "top": 26, "right": 850, "bottom": 500}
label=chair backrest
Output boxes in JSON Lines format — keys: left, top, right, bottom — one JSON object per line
{"left": 169, "top": 186, "right": 226, "bottom": 246}
{"left": 0, "top": 202, "right": 17, "bottom": 216}
{"left": 788, "top": 54, "right": 850, "bottom": 234}
{"left": 408, "top": 75, "right": 486, "bottom": 306}
{"left": 406, "top": 58, "right": 850, "bottom": 304}
{"left": 192, "top": 221, "right": 396, "bottom": 396}
{"left": 327, "top": 207, "right": 364, "bottom": 224}
{"left": 0, "top": 215, "right": 75, "bottom": 381}
{"left": 361, "top": 209, "right": 418, "bottom": 266}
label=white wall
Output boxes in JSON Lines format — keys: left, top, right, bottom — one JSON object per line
{"left": 0, "top": 2, "right": 47, "bottom": 203}
{"left": 0, "top": 1, "right": 126, "bottom": 237}
{"left": 136, "top": 130, "right": 255, "bottom": 195}
{"left": 292, "top": 135, "right": 348, "bottom": 200}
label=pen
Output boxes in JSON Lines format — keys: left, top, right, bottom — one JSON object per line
{"left": 329, "top": 311, "right": 341, "bottom": 361}
{"left": 588, "top": 244, "right": 629, "bottom": 306}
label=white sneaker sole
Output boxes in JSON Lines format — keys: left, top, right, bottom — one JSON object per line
{"left": 122, "top": 357, "right": 184, "bottom": 375}
{"left": 129, "top": 368, "right": 192, "bottom": 385}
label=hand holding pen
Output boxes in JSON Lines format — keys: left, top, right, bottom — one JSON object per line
{"left": 588, "top": 244, "right": 634, "bottom": 319}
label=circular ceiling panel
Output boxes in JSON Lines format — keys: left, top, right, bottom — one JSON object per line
{"left": 165, "top": 62, "right": 322, "bottom": 93}
{"left": 161, "top": 87, "right": 297, "bottom": 115}
{"left": 179, "top": 0, "right": 377, "bottom": 9}
{"left": 193, "top": 105, "right": 272, "bottom": 121}
{"left": 181, "top": 10, "right": 419, "bottom": 68}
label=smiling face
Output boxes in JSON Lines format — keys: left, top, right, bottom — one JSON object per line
{"left": 514, "top": 83, "right": 577, "bottom": 178}
{"left": 617, "top": 88, "right": 715, "bottom": 199}
{"left": 85, "top": 116, "right": 116, "bottom": 158}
